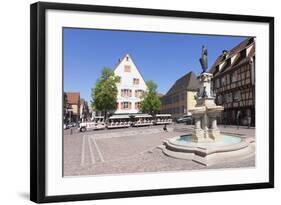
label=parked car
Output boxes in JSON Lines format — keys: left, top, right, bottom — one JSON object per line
{"left": 176, "top": 115, "right": 192, "bottom": 124}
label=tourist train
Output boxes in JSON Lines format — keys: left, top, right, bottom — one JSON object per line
{"left": 79, "top": 116, "right": 106, "bottom": 132}
{"left": 78, "top": 113, "right": 172, "bottom": 132}
{"left": 154, "top": 114, "right": 173, "bottom": 125}
{"left": 131, "top": 114, "right": 153, "bottom": 127}
{"left": 107, "top": 115, "right": 131, "bottom": 129}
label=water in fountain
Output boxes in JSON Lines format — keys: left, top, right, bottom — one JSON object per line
{"left": 176, "top": 134, "right": 241, "bottom": 147}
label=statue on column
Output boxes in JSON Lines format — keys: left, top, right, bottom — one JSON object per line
{"left": 199, "top": 45, "right": 208, "bottom": 73}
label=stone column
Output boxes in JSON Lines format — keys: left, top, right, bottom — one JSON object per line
{"left": 208, "top": 114, "right": 221, "bottom": 141}
{"left": 192, "top": 114, "right": 204, "bottom": 142}
{"left": 210, "top": 117, "right": 217, "bottom": 129}
{"left": 195, "top": 117, "right": 201, "bottom": 129}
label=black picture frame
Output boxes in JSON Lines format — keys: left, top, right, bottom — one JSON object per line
{"left": 30, "top": 1, "right": 274, "bottom": 203}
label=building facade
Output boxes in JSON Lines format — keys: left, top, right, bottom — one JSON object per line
{"left": 65, "top": 92, "right": 80, "bottom": 123}
{"left": 79, "top": 98, "right": 90, "bottom": 122}
{"left": 113, "top": 54, "right": 147, "bottom": 114}
{"left": 160, "top": 71, "right": 200, "bottom": 119}
{"left": 210, "top": 37, "right": 255, "bottom": 126}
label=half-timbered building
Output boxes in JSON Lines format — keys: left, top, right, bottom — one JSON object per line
{"left": 210, "top": 37, "right": 255, "bottom": 126}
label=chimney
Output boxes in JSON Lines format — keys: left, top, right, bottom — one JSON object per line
{"left": 222, "top": 50, "right": 228, "bottom": 55}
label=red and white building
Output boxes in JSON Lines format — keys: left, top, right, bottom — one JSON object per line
{"left": 114, "top": 54, "right": 147, "bottom": 114}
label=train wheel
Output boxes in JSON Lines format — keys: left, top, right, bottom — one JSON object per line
{"left": 80, "top": 127, "right": 86, "bottom": 132}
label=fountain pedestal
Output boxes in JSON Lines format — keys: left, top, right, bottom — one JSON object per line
{"left": 192, "top": 114, "right": 205, "bottom": 142}
{"left": 189, "top": 72, "right": 224, "bottom": 142}
{"left": 162, "top": 72, "right": 254, "bottom": 166}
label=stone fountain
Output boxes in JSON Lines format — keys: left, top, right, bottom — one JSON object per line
{"left": 162, "top": 46, "right": 255, "bottom": 166}
{"left": 190, "top": 72, "right": 224, "bottom": 143}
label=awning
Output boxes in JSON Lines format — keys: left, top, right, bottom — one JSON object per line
{"left": 109, "top": 115, "right": 130, "bottom": 119}
{"left": 134, "top": 114, "right": 152, "bottom": 118}
{"left": 155, "top": 114, "right": 171, "bottom": 117}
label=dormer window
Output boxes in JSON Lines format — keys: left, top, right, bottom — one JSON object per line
{"left": 240, "top": 49, "right": 246, "bottom": 59}
{"left": 126, "top": 56, "right": 129, "bottom": 61}
{"left": 225, "top": 58, "right": 231, "bottom": 67}
{"left": 215, "top": 65, "right": 220, "bottom": 74}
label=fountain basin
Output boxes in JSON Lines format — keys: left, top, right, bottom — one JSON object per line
{"left": 162, "top": 134, "right": 255, "bottom": 166}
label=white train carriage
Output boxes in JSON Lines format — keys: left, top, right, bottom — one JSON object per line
{"left": 107, "top": 115, "right": 131, "bottom": 129}
{"left": 131, "top": 114, "right": 153, "bottom": 127}
{"left": 78, "top": 116, "right": 106, "bottom": 132}
{"left": 154, "top": 114, "right": 173, "bottom": 125}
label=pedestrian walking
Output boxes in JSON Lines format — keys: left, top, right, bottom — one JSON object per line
{"left": 163, "top": 124, "right": 168, "bottom": 132}
{"left": 247, "top": 115, "right": 251, "bottom": 129}
{"left": 236, "top": 110, "right": 241, "bottom": 130}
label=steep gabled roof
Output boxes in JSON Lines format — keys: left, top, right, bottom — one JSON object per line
{"left": 209, "top": 37, "right": 255, "bottom": 75}
{"left": 113, "top": 53, "right": 147, "bottom": 87}
{"left": 66, "top": 92, "right": 80, "bottom": 104}
{"left": 248, "top": 44, "right": 255, "bottom": 59}
{"left": 165, "top": 71, "right": 200, "bottom": 96}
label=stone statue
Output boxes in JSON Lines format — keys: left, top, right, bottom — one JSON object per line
{"left": 199, "top": 45, "right": 208, "bottom": 72}
{"left": 202, "top": 86, "right": 208, "bottom": 98}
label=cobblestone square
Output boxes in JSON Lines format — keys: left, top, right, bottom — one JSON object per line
{"left": 63, "top": 124, "right": 255, "bottom": 176}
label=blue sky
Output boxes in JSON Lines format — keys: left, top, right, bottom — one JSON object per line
{"left": 64, "top": 28, "right": 247, "bottom": 102}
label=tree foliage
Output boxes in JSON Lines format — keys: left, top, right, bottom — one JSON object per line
{"left": 140, "top": 80, "right": 161, "bottom": 115}
{"left": 91, "top": 67, "right": 120, "bottom": 118}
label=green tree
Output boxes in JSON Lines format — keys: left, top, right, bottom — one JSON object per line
{"left": 91, "top": 67, "right": 120, "bottom": 119}
{"left": 140, "top": 80, "right": 161, "bottom": 115}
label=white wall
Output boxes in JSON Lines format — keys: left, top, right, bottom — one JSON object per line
{"left": 0, "top": 0, "right": 279, "bottom": 205}
{"left": 114, "top": 54, "right": 147, "bottom": 113}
